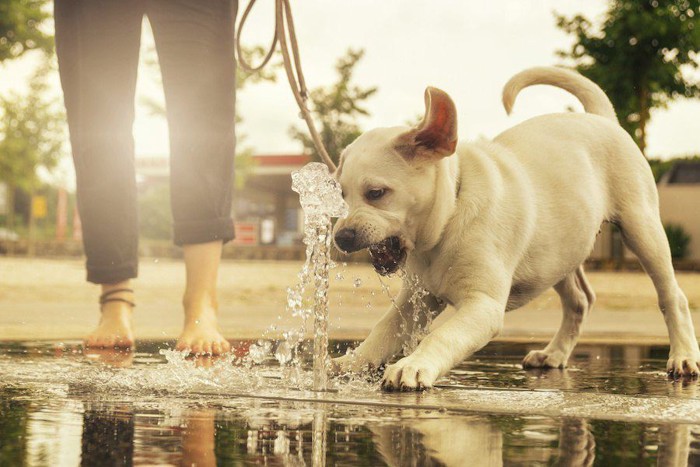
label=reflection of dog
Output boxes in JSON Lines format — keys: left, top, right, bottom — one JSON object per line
{"left": 333, "top": 67, "right": 700, "bottom": 391}
{"left": 370, "top": 418, "right": 503, "bottom": 466}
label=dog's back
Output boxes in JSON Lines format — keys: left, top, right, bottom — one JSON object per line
{"left": 482, "top": 67, "right": 657, "bottom": 305}
{"left": 496, "top": 67, "right": 658, "bottom": 229}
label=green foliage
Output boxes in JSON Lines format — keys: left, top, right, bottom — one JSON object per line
{"left": 0, "top": 0, "right": 52, "bottom": 61}
{"left": 0, "top": 59, "right": 65, "bottom": 191}
{"left": 556, "top": 0, "right": 700, "bottom": 154}
{"left": 664, "top": 223, "right": 691, "bottom": 259}
{"left": 236, "top": 45, "right": 281, "bottom": 91}
{"left": 290, "top": 48, "right": 378, "bottom": 165}
{"left": 647, "top": 154, "right": 700, "bottom": 181}
{"left": 234, "top": 147, "right": 256, "bottom": 190}
{"left": 138, "top": 184, "right": 172, "bottom": 240}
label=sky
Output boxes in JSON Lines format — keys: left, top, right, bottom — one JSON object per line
{"left": 1, "top": 0, "right": 700, "bottom": 180}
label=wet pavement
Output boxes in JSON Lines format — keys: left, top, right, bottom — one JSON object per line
{"left": 2, "top": 340, "right": 700, "bottom": 466}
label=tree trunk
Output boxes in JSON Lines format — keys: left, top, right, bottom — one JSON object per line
{"left": 638, "top": 82, "right": 649, "bottom": 157}
{"left": 6, "top": 183, "right": 15, "bottom": 255}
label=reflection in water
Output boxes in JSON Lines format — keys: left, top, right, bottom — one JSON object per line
{"left": 312, "top": 410, "right": 327, "bottom": 466}
{"left": 0, "top": 387, "right": 30, "bottom": 465}
{"left": 182, "top": 410, "right": 217, "bottom": 467}
{"left": 557, "top": 419, "right": 595, "bottom": 467}
{"left": 371, "top": 417, "right": 503, "bottom": 466}
{"left": 81, "top": 405, "right": 133, "bottom": 466}
{"left": 658, "top": 424, "right": 691, "bottom": 467}
{"left": 3, "top": 342, "right": 700, "bottom": 464}
{"left": 4, "top": 387, "right": 700, "bottom": 466}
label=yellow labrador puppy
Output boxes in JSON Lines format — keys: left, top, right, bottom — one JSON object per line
{"left": 332, "top": 66, "right": 699, "bottom": 391}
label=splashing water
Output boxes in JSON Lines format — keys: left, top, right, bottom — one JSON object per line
{"left": 377, "top": 271, "right": 438, "bottom": 357}
{"left": 288, "top": 163, "right": 348, "bottom": 391}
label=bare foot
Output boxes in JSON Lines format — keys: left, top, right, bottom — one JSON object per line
{"left": 84, "top": 301, "right": 135, "bottom": 349}
{"left": 176, "top": 300, "right": 230, "bottom": 356}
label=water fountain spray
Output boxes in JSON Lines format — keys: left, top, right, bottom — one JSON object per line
{"left": 291, "top": 163, "right": 348, "bottom": 391}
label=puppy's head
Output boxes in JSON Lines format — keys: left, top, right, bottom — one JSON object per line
{"left": 333, "top": 87, "right": 458, "bottom": 275}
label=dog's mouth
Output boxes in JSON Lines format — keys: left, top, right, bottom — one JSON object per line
{"left": 368, "top": 236, "right": 406, "bottom": 275}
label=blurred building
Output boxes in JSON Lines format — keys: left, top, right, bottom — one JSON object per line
{"left": 589, "top": 161, "right": 700, "bottom": 265}
{"left": 232, "top": 154, "right": 309, "bottom": 247}
{"left": 657, "top": 161, "right": 700, "bottom": 261}
{"left": 135, "top": 153, "right": 309, "bottom": 248}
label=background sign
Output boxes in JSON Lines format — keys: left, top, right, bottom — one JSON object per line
{"left": 31, "top": 195, "right": 47, "bottom": 219}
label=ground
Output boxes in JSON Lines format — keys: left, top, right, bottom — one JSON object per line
{"left": 1, "top": 257, "right": 699, "bottom": 343}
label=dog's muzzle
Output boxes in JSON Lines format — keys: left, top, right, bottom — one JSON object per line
{"left": 368, "top": 236, "right": 406, "bottom": 275}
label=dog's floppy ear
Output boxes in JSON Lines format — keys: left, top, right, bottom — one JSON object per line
{"left": 397, "top": 87, "right": 458, "bottom": 160}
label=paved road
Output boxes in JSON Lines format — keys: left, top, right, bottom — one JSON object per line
{"left": 1, "top": 257, "right": 699, "bottom": 344}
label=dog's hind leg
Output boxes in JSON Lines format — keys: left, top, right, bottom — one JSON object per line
{"left": 522, "top": 266, "right": 594, "bottom": 369}
{"left": 618, "top": 211, "right": 700, "bottom": 377}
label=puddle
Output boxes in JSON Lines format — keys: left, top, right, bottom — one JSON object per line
{"left": 2, "top": 340, "right": 700, "bottom": 465}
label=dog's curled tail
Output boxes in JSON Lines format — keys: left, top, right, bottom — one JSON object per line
{"left": 502, "top": 66, "right": 617, "bottom": 123}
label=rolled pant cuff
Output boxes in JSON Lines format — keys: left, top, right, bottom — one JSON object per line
{"left": 86, "top": 261, "right": 138, "bottom": 284}
{"left": 173, "top": 217, "right": 235, "bottom": 246}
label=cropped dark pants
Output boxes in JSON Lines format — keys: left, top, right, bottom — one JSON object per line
{"left": 54, "top": 0, "right": 238, "bottom": 284}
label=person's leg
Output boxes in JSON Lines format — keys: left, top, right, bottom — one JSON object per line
{"left": 179, "top": 241, "right": 230, "bottom": 355}
{"left": 147, "top": 0, "right": 238, "bottom": 354}
{"left": 55, "top": 0, "right": 144, "bottom": 348}
{"left": 88, "top": 281, "right": 136, "bottom": 348}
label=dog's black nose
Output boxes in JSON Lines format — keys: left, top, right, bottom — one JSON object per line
{"left": 334, "top": 228, "right": 356, "bottom": 252}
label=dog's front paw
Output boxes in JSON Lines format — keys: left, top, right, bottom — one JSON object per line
{"left": 381, "top": 356, "right": 439, "bottom": 392}
{"left": 522, "top": 349, "right": 567, "bottom": 369}
{"left": 666, "top": 354, "right": 700, "bottom": 379}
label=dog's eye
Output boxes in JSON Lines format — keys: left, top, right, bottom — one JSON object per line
{"left": 365, "top": 188, "right": 386, "bottom": 201}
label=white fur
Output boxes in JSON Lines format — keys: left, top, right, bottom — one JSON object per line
{"left": 333, "top": 66, "right": 700, "bottom": 390}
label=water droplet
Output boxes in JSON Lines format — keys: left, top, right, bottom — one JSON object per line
{"left": 248, "top": 340, "right": 271, "bottom": 364}
{"left": 275, "top": 341, "right": 293, "bottom": 365}
{"left": 353, "top": 278, "right": 362, "bottom": 288}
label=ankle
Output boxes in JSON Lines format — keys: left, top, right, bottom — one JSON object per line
{"left": 100, "top": 302, "right": 134, "bottom": 319}
{"left": 182, "top": 292, "right": 217, "bottom": 311}
{"left": 99, "top": 281, "right": 135, "bottom": 320}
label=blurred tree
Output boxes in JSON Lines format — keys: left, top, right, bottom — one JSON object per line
{"left": 289, "top": 48, "right": 378, "bottom": 165}
{"left": 556, "top": 0, "right": 700, "bottom": 155}
{"left": 138, "top": 184, "right": 172, "bottom": 240}
{"left": 0, "top": 0, "right": 53, "bottom": 61}
{"left": 0, "top": 59, "right": 65, "bottom": 233}
{"left": 664, "top": 223, "right": 691, "bottom": 259}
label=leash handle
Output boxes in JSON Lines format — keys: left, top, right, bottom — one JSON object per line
{"left": 236, "top": 0, "right": 338, "bottom": 172}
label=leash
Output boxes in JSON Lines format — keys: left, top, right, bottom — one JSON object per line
{"left": 236, "top": 0, "right": 338, "bottom": 172}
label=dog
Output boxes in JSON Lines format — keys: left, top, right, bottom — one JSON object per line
{"left": 331, "top": 66, "right": 700, "bottom": 391}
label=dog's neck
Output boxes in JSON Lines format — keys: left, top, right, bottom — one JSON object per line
{"left": 413, "top": 155, "right": 460, "bottom": 252}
